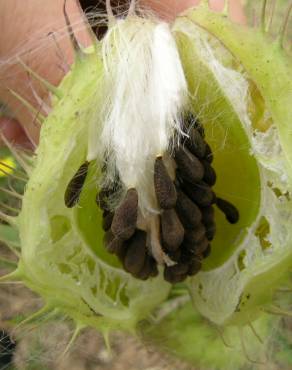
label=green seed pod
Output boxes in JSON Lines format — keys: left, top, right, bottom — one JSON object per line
{"left": 2, "top": 43, "right": 172, "bottom": 335}
{"left": 0, "top": 0, "right": 291, "bottom": 367}
{"left": 173, "top": 0, "right": 292, "bottom": 327}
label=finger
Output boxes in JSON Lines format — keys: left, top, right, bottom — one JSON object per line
{"left": 228, "top": 0, "right": 246, "bottom": 24}
{"left": 0, "top": 117, "right": 33, "bottom": 149}
{"left": 141, "top": 0, "right": 200, "bottom": 20}
{"left": 209, "top": 0, "right": 246, "bottom": 24}
{"left": 0, "top": 0, "right": 92, "bottom": 146}
{"left": 141, "top": 0, "right": 246, "bottom": 23}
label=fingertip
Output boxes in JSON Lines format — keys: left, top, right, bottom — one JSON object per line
{"left": 141, "top": 0, "right": 246, "bottom": 23}
{"left": 141, "top": 0, "right": 200, "bottom": 20}
{"left": 0, "top": 117, "right": 34, "bottom": 150}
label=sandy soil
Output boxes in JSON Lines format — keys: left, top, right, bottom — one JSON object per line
{"left": 0, "top": 245, "right": 196, "bottom": 370}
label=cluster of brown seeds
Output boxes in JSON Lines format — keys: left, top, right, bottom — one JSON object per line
{"left": 64, "top": 113, "right": 239, "bottom": 283}
{"left": 95, "top": 113, "right": 239, "bottom": 284}
{"left": 97, "top": 188, "right": 159, "bottom": 280}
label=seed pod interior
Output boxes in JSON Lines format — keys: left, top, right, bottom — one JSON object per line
{"left": 174, "top": 4, "right": 292, "bottom": 326}
{"left": 1, "top": 1, "right": 291, "bottom": 358}
{"left": 175, "top": 30, "right": 261, "bottom": 270}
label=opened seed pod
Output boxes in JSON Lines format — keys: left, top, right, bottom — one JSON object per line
{"left": 0, "top": 0, "right": 291, "bottom": 368}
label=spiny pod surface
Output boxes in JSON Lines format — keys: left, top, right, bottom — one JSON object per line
{"left": 1, "top": 3, "right": 291, "bottom": 363}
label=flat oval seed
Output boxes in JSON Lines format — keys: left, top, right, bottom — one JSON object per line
{"left": 65, "top": 161, "right": 89, "bottom": 208}
{"left": 186, "top": 128, "right": 206, "bottom": 159}
{"left": 201, "top": 206, "right": 215, "bottom": 226}
{"left": 180, "top": 247, "right": 194, "bottom": 262}
{"left": 202, "top": 160, "right": 217, "bottom": 186}
{"left": 149, "top": 257, "right": 159, "bottom": 277}
{"left": 96, "top": 189, "right": 110, "bottom": 211}
{"left": 161, "top": 209, "right": 185, "bottom": 251}
{"left": 137, "top": 256, "right": 158, "bottom": 280}
{"left": 154, "top": 157, "right": 177, "bottom": 209}
{"left": 176, "top": 190, "right": 202, "bottom": 228}
{"left": 216, "top": 197, "right": 239, "bottom": 224}
{"left": 202, "top": 244, "right": 211, "bottom": 258}
{"left": 167, "top": 249, "right": 181, "bottom": 262}
{"left": 164, "top": 267, "right": 187, "bottom": 284}
{"left": 111, "top": 188, "right": 138, "bottom": 240}
{"left": 206, "top": 222, "right": 216, "bottom": 241}
{"left": 104, "top": 230, "right": 124, "bottom": 254}
{"left": 182, "top": 181, "right": 214, "bottom": 207}
{"left": 204, "top": 143, "right": 214, "bottom": 163}
{"left": 174, "top": 149, "right": 204, "bottom": 185}
{"left": 188, "top": 258, "right": 202, "bottom": 276}
{"left": 124, "top": 230, "right": 147, "bottom": 275}
{"left": 192, "top": 237, "right": 209, "bottom": 255}
{"left": 116, "top": 243, "right": 128, "bottom": 261}
{"left": 168, "top": 263, "right": 189, "bottom": 275}
{"left": 183, "top": 223, "right": 206, "bottom": 246}
{"left": 102, "top": 211, "right": 114, "bottom": 231}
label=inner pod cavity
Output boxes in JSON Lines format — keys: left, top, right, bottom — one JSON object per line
{"left": 94, "top": 113, "right": 240, "bottom": 283}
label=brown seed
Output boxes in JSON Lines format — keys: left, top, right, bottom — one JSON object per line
{"left": 154, "top": 157, "right": 177, "bottom": 209}
{"left": 164, "top": 267, "right": 187, "bottom": 284}
{"left": 167, "top": 249, "right": 181, "bottom": 262}
{"left": 202, "top": 160, "right": 217, "bottom": 186}
{"left": 176, "top": 189, "right": 202, "bottom": 228}
{"left": 103, "top": 230, "right": 124, "bottom": 254}
{"left": 180, "top": 247, "right": 194, "bottom": 262}
{"left": 202, "top": 244, "right": 211, "bottom": 258}
{"left": 192, "top": 237, "right": 209, "bottom": 255}
{"left": 168, "top": 263, "right": 189, "bottom": 275}
{"left": 65, "top": 161, "right": 89, "bottom": 208}
{"left": 96, "top": 182, "right": 121, "bottom": 211}
{"left": 212, "top": 192, "right": 217, "bottom": 204}
{"left": 205, "top": 143, "right": 213, "bottom": 163}
{"left": 102, "top": 211, "right": 114, "bottom": 231}
{"left": 184, "top": 112, "right": 205, "bottom": 138}
{"left": 188, "top": 258, "right": 202, "bottom": 276}
{"left": 96, "top": 189, "right": 110, "bottom": 211}
{"left": 182, "top": 181, "right": 214, "bottom": 207}
{"left": 161, "top": 209, "right": 185, "bottom": 251}
{"left": 201, "top": 206, "right": 215, "bottom": 226}
{"left": 123, "top": 230, "right": 147, "bottom": 275}
{"left": 186, "top": 128, "right": 206, "bottom": 159}
{"left": 111, "top": 188, "right": 138, "bottom": 240}
{"left": 216, "top": 197, "right": 239, "bottom": 224}
{"left": 136, "top": 255, "right": 158, "bottom": 280}
{"left": 205, "top": 222, "right": 216, "bottom": 241}
{"left": 174, "top": 148, "right": 204, "bottom": 185}
{"left": 116, "top": 243, "right": 128, "bottom": 261}
{"left": 183, "top": 224, "right": 206, "bottom": 247}
{"left": 149, "top": 261, "right": 159, "bottom": 278}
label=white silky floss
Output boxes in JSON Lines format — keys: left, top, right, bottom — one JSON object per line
{"left": 99, "top": 17, "right": 188, "bottom": 215}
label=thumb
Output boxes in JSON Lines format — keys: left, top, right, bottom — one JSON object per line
{"left": 141, "top": 0, "right": 246, "bottom": 23}
{"left": 0, "top": 0, "right": 91, "bottom": 147}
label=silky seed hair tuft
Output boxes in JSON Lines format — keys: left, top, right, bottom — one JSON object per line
{"left": 90, "top": 11, "right": 188, "bottom": 215}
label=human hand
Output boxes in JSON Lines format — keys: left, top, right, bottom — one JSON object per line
{"left": 0, "top": 0, "right": 245, "bottom": 148}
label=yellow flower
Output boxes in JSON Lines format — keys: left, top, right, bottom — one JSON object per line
{"left": 0, "top": 156, "right": 16, "bottom": 177}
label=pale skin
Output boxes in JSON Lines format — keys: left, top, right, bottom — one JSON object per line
{"left": 0, "top": 0, "right": 245, "bottom": 148}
